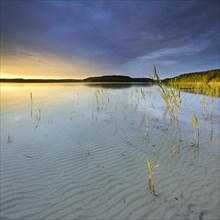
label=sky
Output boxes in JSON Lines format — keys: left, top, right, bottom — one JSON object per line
{"left": 1, "top": 0, "right": 219, "bottom": 79}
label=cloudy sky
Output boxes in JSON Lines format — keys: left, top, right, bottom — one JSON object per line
{"left": 1, "top": 0, "right": 219, "bottom": 79}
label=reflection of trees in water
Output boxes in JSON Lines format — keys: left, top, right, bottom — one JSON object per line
{"left": 170, "top": 84, "right": 220, "bottom": 97}
{"left": 85, "top": 83, "right": 153, "bottom": 90}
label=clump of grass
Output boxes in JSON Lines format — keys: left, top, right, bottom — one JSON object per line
{"left": 190, "top": 107, "right": 199, "bottom": 146}
{"left": 152, "top": 66, "right": 182, "bottom": 122}
{"left": 200, "top": 94, "right": 216, "bottom": 123}
{"left": 146, "top": 158, "right": 159, "bottom": 196}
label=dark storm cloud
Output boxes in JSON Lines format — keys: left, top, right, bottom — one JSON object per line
{"left": 1, "top": 0, "right": 219, "bottom": 77}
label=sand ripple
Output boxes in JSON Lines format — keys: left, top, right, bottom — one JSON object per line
{"left": 1, "top": 102, "right": 219, "bottom": 220}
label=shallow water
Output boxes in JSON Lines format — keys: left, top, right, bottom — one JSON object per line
{"left": 1, "top": 83, "right": 219, "bottom": 220}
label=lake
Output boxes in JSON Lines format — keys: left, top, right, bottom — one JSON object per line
{"left": 1, "top": 83, "right": 219, "bottom": 220}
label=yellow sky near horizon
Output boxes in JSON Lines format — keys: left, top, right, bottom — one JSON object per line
{"left": 1, "top": 52, "right": 104, "bottom": 79}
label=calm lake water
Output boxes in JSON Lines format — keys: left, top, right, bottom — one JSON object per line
{"left": 1, "top": 83, "right": 219, "bottom": 220}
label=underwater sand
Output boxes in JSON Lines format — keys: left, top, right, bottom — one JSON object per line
{"left": 1, "top": 83, "right": 219, "bottom": 220}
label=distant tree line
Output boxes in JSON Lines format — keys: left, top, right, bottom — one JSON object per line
{"left": 163, "top": 69, "right": 220, "bottom": 84}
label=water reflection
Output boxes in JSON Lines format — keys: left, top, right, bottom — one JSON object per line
{"left": 1, "top": 82, "right": 219, "bottom": 171}
{"left": 169, "top": 83, "right": 220, "bottom": 97}
{"left": 85, "top": 82, "right": 151, "bottom": 89}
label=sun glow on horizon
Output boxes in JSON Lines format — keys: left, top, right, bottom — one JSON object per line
{"left": 0, "top": 72, "right": 78, "bottom": 80}
{"left": 1, "top": 50, "right": 104, "bottom": 80}
{"left": 1, "top": 73, "right": 24, "bottom": 79}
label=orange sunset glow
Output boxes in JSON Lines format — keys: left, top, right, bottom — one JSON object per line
{"left": 1, "top": 51, "right": 105, "bottom": 79}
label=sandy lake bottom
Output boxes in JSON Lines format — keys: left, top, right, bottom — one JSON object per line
{"left": 1, "top": 83, "right": 219, "bottom": 220}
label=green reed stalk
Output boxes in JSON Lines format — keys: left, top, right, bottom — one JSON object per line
{"left": 190, "top": 107, "right": 199, "bottom": 145}
{"left": 199, "top": 97, "right": 208, "bottom": 120}
{"left": 152, "top": 66, "right": 182, "bottom": 121}
{"left": 146, "top": 159, "right": 158, "bottom": 196}
{"left": 145, "top": 116, "right": 149, "bottom": 135}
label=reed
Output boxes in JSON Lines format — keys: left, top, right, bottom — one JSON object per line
{"left": 209, "top": 95, "right": 215, "bottom": 122}
{"left": 140, "top": 88, "right": 146, "bottom": 100}
{"left": 94, "top": 89, "right": 100, "bottom": 112}
{"left": 146, "top": 158, "right": 159, "bottom": 196}
{"left": 135, "top": 85, "right": 139, "bottom": 94}
{"left": 30, "top": 92, "right": 33, "bottom": 118}
{"left": 152, "top": 66, "right": 182, "bottom": 121}
{"left": 140, "top": 87, "right": 147, "bottom": 109}
{"left": 199, "top": 96, "right": 208, "bottom": 120}
{"left": 145, "top": 116, "right": 149, "bottom": 136}
{"left": 190, "top": 107, "right": 199, "bottom": 146}
{"left": 209, "top": 125, "right": 213, "bottom": 144}
{"left": 35, "top": 109, "right": 41, "bottom": 128}
{"left": 87, "top": 144, "right": 92, "bottom": 156}
{"left": 151, "top": 102, "right": 158, "bottom": 121}
{"left": 7, "top": 132, "right": 12, "bottom": 143}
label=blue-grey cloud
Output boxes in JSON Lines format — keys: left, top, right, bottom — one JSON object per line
{"left": 1, "top": 0, "right": 219, "bottom": 78}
